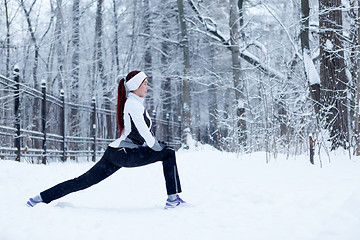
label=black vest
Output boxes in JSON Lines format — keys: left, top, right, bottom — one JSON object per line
{"left": 128, "top": 111, "right": 151, "bottom": 145}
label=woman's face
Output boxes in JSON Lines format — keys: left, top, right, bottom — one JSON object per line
{"left": 133, "top": 78, "right": 149, "bottom": 98}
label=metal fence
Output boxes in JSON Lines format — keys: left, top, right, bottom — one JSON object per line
{"left": 0, "top": 67, "right": 182, "bottom": 164}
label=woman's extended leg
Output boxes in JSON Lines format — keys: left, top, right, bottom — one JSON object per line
{"left": 40, "top": 150, "right": 120, "bottom": 204}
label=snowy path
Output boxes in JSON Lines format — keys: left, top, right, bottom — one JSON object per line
{"left": 1, "top": 146, "right": 360, "bottom": 240}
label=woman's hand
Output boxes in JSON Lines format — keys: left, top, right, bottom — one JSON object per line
{"left": 158, "top": 141, "right": 167, "bottom": 148}
{"left": 151, "top": 141, "right": 164, "bottom": 151}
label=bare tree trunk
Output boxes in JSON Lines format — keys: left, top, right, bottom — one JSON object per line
{"left": 5, "top": 0, "right": 11, "bottom": 78}
{"left": 238, "top": 0, "right": 245, "bottom": 39}
{"left": 20, "top": 0, "right": 39, "bottom": 89}
{"left": 208, "top": 81, "right": 219, "bottom": 148}
{"left": 111, "top": 0, "right": 121, "bottom": 139}
{"left": 301, "top": 0, "right": 320, "bottom": 116}
{"left": 354, "top": 0, "right": 360, "bottom": 155}
{"left": 160, "top": 4, "right": 172, "bottom": 143}
{"left": 300, "top": 0, "right": 310, "bottom": 52}
{"left": 161, "top": 51, "right": 172, "bottom": 143}
{"left": 319, "top": 0, "right": 349, "bottom": 149}
{"left": 112, "top": 0, "right": 120, "bottom": 75}
{"left": 70, "top": 0, "right": 80, "bottom": 146}
{"left": 229, "top": 0, "right": 246, "bottom": 149}
{"left": 3, "top": 0, "right": 11, "bottom": 126}
{"left": 55, "top": 0, "right": 64, "bottom": 91}
{"left": 143, "top": 0, "right": 154, "bottom": 113}
{"left": 208, "top": 45, "right": 219, "bottom": 148}
{"left": 124, "top": 0, "right": 138, "bottom": 73}
{"left": 93, "top": 0, "right": 104, "bottom": 93}
{"left": 93, "top": 0, "right": 112, "bottom": 139}
{"left": 20, "top": 0, "right": 42, "bottom": 153}
{"left": 177, "top": 0, "right": 191, "bottom": 146}
{"left": 348, "top": 1, "right": 357, "bottom": 135}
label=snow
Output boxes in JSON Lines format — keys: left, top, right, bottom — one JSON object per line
{"left": 325, "top": 39, "right": 334, "bottom": 51}
{"left": 241, "top": 50, "right": 287, "bottom": 81}
{"left": 1, "top": 142, "right": 360, "bottom": 240}
{"left": 304, "top": 51, "right": 321, "bottom": 85}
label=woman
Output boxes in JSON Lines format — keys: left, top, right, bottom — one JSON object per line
{"left": 26, "top": 71, "right": 185, "bottom": 209}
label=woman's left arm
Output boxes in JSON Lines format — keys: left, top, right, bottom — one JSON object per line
{"left": 128, "top": 101, "right": 157, "bottom": 148}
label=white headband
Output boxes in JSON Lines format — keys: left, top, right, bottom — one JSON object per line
{"left": 125, "top": 72, "right": 147, "bottom": 91}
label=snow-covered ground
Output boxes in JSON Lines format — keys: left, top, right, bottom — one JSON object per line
{"left": 1, "top": 143, "right": 360, "bottom": 240}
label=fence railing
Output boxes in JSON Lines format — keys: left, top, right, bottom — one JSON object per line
{"left": 0, "top": 67, "right": 182, "bottom": 164}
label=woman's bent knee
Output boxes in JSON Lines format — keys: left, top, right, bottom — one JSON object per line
{"left": 163, "top": 147, "right": 175, "bottom": 156}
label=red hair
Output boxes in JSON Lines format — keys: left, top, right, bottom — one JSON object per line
{"left": 117, "top": 70, "right": 141, "bottom": 136}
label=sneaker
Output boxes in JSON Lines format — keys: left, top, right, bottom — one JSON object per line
{"left": 26, "top": 198, "right": 41, "bottom": 207}
{"left": 164, "top": 195, "right": 186, "bottom": 209}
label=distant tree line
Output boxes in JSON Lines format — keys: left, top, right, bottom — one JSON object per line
{"left": 1, "top": 0, "right": 360, "bottom": 156}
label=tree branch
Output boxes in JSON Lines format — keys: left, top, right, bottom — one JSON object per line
{"left": 187, "top": 0, "right": 286, "bottom": 81}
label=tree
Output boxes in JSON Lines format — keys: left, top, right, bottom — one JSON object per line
{"left": 319, "top": 0, "right": 349, "bottom": 149}
{"left": 177, "top": 0, "right": 191, "bottom": 146}
{"left": 70, "top": 0, "right": 80, "bottom": 142}
{"left": 19, "top": 0, "right": 40, "bottom": 89}
{"left": 354, "top": 0, "right": 360, "bottom": 155}
{"left": 112, "top": 0, "right": 120, "bottom": 75}
{"left": 93, "top": 0, "right": 104, "bottom": 94}
{"left": 55, "top": 0, "right": 64, "bottom": 91}
{"left": 300, "top": 0, "right": 320, "bottom": 118}
{"left": 159, "top": 1, "right": 173, "bottom": 143}
{"left": 143, "top": 0, "right": 154, "bottom": 113}
{"left": 229, "top": 0, "right": 246, "bottom": 148}
{"left": 93, "top": 0, "right": 113, "bottom": 139}
{"left": 347, "top": 0, "right": 360, "bottom": 155}
{"left": 4, "top": 0, "right": 11, "bottom": 77}
{"left": 207, "top": 47, "right": 220, "bottom": 148}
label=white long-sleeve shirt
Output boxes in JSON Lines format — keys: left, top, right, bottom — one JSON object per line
{"left": 109, "top": 92, "right": 156, "bottom": 148}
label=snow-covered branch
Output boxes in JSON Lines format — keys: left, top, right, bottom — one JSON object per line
{"left": 187, "top": 0, "right": 286, "bottom": 81}
{"left": 260, "top": 1, "right": 302, "bottom": 60}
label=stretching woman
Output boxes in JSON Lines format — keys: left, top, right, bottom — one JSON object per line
{"left": 26, "top": 71, "right": 185, "bottom": 209}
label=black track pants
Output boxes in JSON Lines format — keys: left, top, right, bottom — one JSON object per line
{"left": 40, "top": 146, "right": 182, "bottom": 204}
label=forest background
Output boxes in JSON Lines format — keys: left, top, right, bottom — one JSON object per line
{"left": 1, "top": 0, "right": 360, "bottom": 161}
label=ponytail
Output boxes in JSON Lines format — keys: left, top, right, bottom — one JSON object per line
{"left": 117, "top": 78, "right": 127, "bottom": 136}
{"left": 117, "top": 70, "right": 141, "bottom": 136}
